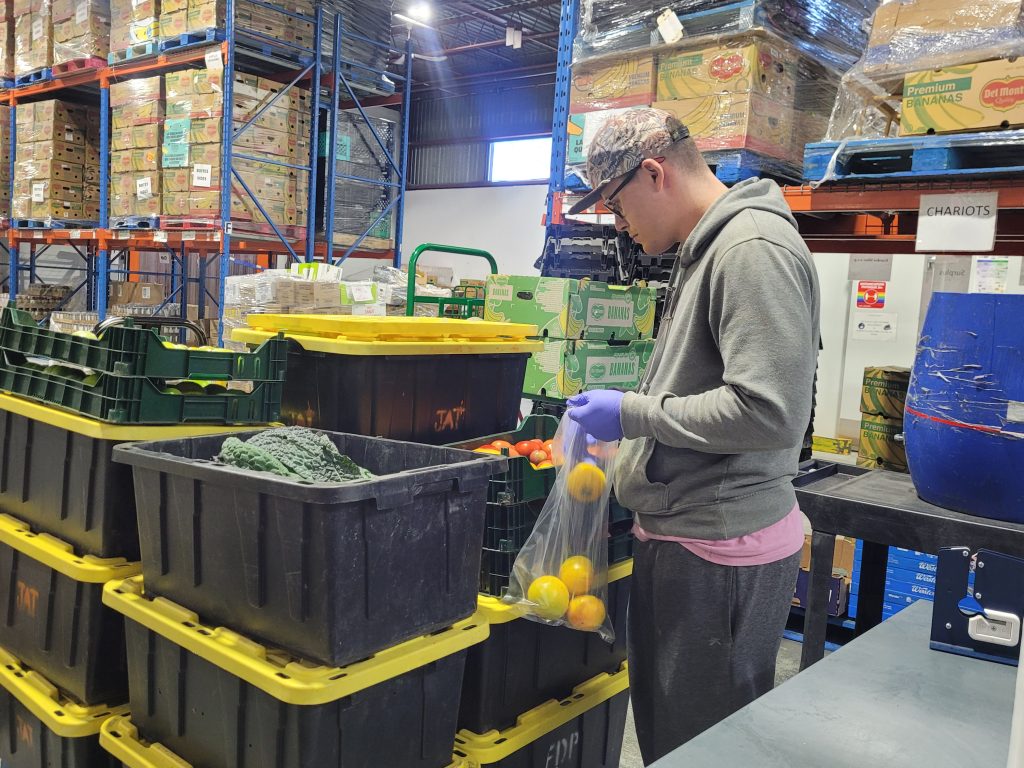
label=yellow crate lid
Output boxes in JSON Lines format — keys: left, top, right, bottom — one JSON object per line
{"left": 476, "top": 558, "right": 634, "bottom": 625}
{"left": 0, "top": 514, "right": 141, "bottom": 583}
{"left": 102, "top": 715, "right": 467, "bottom": 768}
{"left": 0, "top": 647, "right": 128, "bottom": 739}
{"left": 234, "top": 314, "right": 543, "bottom": 356}
{"left": 453, "top": 663, "right": 629, "bottom": 764}
{"left": 0, "top": 392, "right": 263, "bottom": 441}
{"left": 102, "top": 576, "right": 490, "bottom": 706}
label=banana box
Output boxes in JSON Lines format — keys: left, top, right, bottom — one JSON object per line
{"left": 523, "top": 338, "right": 656, "bottom": 400}
{"left": 857, "top": 414, "right": 908, "bottom": 473}
{"left": 569, "top": 53, "right": 656, "bottom": 114}
{"left": 484, "top": 275, "right": 657, "bottom": 341}
{"left": 657, "top": 38, "right": 798, "bottom": 104}
{"left": 900, "top": 57, "right": 1024, "bottom": 135}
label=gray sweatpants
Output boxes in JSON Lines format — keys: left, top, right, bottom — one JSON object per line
{"left": 628, "top": 539, "right": 801, "bottom": 765}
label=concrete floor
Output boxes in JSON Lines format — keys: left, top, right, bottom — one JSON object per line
{"left": 617, "top": 638, "right": 806, "bottom": 767}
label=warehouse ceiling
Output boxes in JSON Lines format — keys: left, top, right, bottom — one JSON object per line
{"left": 392, "top": 0, "right": 562, "bottom": 92}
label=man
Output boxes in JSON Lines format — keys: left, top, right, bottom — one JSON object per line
{"left": 566, "top": 108, "right": 820, "bottom": 764}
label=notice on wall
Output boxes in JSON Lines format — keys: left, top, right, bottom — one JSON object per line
{"left": 930, "top": 255, "right": 972, "bottom": 293}
{"left": 851, "top": 312, "right": 898, "bottom": 341}
{"left": 856, "top": 280, "right": 887, "bottom": 309}
{"left": 848, "top": 254, "right": 893, "bottom": 282}
{"left": 973, "top": 256, "right": 1009, "bottom": 293}
{"left": 916, "top": 192, "right": 998, "bottom": 252}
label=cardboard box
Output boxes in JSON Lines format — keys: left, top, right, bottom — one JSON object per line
{"left": 28, "top": 141, "right": 86, "bottom": 166}
{"left": 166, "top": 92, "right": 223, "bottom": 119}
{"left": 799, "top": 535, "right": 856, "bottom": 577}
{"left": 15, "top": 159, "right": 83, "bottom": 184}
{"left": 110, "top": 172, "right": 161, "bottom": 217}
{"left": 18, "top": 117, "right": 86, "bottom": 145}
{"left": 484, "top": 275, "right": 657, "bottom": 341}
{"left": 111, "top": 281, "right": 165, "bottom": 306}
{"left": 111, "top": 124, "right": 161, "bottom": 151}
{"left": 654, "top": 92, "right": 798, "bottom": 163}
{"left": 657, "top": 39, "right": 798, "bottom": 103}
{"left": 111, "top": 77, "right": 162, "bottom": 107}
{"left": 569, "top": 54, "right": 656, "bottom": 114}
{"left": 158, "top": 10, "right": 187, "bottom": 38}
{"left": 792, "top": 569, "right": 850, "bottom": 617}
{"left": 860, "top": 366, "right": 910, "bottom": 419}
{"left": 162, "top": 0, "right": 188, "bottom": 14}
{"left": 110, "top": 17, "right": 159, "bottom": 50}
{"left": 162, "top": 191, "right": 191, "bottom": 216}
{"left": 111, "top": 148, "right": 160, "bottom": 173}
{"left": 886, "top": 564, "right": 937, "bottom": 588}
{"left": 868, "top": 0, "right": 1022, "bottom": 53}
{"left": 900, "top": 57, "right": 1024, "bottom": 136}
{"left": 857, "top": 414, "right": 907, "bottom": 472}
{"left": 187, "top": 1, "right": 220, "bottom": 32}
{"left": 111, "top": 103, "right": 164, "bottom": 130}
{"left": 522, "top": 338, "right": 655, "bottom": 399}
{"left": 235, "top": 125, "right": 293, "bottom": 157}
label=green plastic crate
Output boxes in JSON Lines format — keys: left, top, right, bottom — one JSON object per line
{"left": 451, "top": 415, "right": 559, "bottom": 504}
{"left": 0, "top": 354, "right": 283, "bottom": 425}
{"left": 0, "top": 307, "right": 287, "bottom": 382}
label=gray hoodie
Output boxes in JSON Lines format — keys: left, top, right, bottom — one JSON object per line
{"left": 615, "top": 178, "right": 821, "bottom": 540}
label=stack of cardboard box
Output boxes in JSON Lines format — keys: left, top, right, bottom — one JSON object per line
{"left": 109, "top": 77, "right": 163, "bottom": 219}
{"left": 159, "top": 64, "right": 310, "bottom": 231}
{"left": 0, "top": 1, "right": 13, "bottom": 81}
{"left": 52, "top": 0, "right": 109, "bottom": 66}
{"left": 0, "top": 105, "right": 10, "bottom": 217}
{"left": 13, "top": 99, "right": 100, "bottom": 223}
{"left": 14, "top": 0, "right": 53, "bottom": 77}
{"left": 792, "top": 536, "right": 856, "bottom": 617}
{"left": 158, "top": 0, "right": 315, "bottom": 43}
{"left": 857, "top": 365, "right": 910, "bottom": 472}
{"left": 111, "top": 0, "right": 158, "bottom": 55}
{"left": 484, "top": 275, "right": 657, "bottom": 401}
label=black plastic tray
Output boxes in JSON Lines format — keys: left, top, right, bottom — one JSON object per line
{"left": 0, "top": 687, "right": 117, "bottom": 768}
{"left": 114, "top": 429, "right": 506, "bottom": 666}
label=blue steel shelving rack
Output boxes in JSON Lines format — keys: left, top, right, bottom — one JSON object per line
{"left": 545, "top": 0, "right": 580, "bottom": 227}
{"left": 3, "top": 2, "right": 412, "bottom": 343}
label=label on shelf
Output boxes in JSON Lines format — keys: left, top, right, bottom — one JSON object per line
{"left": 205, "top": 49, "right": 223, "bottom": 72}
{"left": 69, "top": 230, "right": 81, "bottom": 239}
{"left": 155, "top": 231, "right": 168, "bottom": 243}
{"left": 31, "top": 18, "right": 43, "bottom": 40}
{"left": 192, "top": 163, "right": 212, "bottom": 188}
{"left": 31, "top": 182, "right": 45, "bottom": 203}
{"left": 136, "top": 176, "right": 153, "bottom": 200}
{"left": 76, "top": 2, "right": 89, "bottom": 23}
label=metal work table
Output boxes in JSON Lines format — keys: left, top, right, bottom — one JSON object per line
{"left": 651, "top": 602, "right": 1014, "bottom": 767}
{"left": 795, "top": 463, "right": 1024, "bottom": 669}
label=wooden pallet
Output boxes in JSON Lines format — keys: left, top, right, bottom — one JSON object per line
{"left": 51, "top": 57, "right": 106, "bottom": 76}
{"left": 107, "top": 42, "right": 159, "bottom": 65}
{"left": 804, "top": 129, "right": 1024, "bottom": 183}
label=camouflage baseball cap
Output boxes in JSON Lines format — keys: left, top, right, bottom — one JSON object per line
{"left": 568, "top": 107, "right": 690, "bottom": 215}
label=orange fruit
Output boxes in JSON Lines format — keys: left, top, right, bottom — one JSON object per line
{"left": 567, "top": 595, "right": 606, "bottom": 631}
{"left": 559, "top": 555, "right": 594, "bottom": 596}
{"left": 566, "top": 462, "right": 606, "bottom": 502}
{"left": 527, "top": 576, "right": 570, "bottom": 620}
{"left": 474, "top": 447, "right": 501, "bottom": 455}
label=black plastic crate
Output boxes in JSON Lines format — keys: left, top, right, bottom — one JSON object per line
{"left": 454, "top": 664, "right": 629, "bottom": 768}
{"left": 113, "top": 429, "right": 506, "bottom": 666}
{"left": 460, "top": 561, "right": 632, "bottom": 734}
{"left": 484, "top": 499, "right": 544, "bottom": 552}
{"left": 608, "top": 521, "right": 635, "bottom": 565}
{"left": 451, "top": 415, "right": 559, "bottom": 504}
{"left": 0, "top": 393, "right": 252, "bottom": 560}
{"left": 0, "top": 514, "right": 135, "bottom": 705}
{"left": 104, "top": 576, "right": 486, "bottom": 768}
{"left": 0, "top": 646, "right": 125, "bottom": 768}
{"left": 276, "top": 344, "right": 530, "bottom": 445}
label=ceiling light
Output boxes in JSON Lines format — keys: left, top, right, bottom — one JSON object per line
{"left": 408, "top": 2, "right": 432, "bottom": 21}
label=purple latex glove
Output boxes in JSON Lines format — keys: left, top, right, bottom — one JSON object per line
{"left": 567, "top": 389, "right": 625, "bottom": 442}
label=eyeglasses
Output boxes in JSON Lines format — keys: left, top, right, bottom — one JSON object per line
{"left": 602, "top": 156, "right": 665, "bottom": 219}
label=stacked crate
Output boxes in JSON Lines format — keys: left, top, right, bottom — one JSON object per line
{"left": 847, "top": 543, "right": 938, "bottom": 622}
{"left": 0, "top": 1, "right": 12, "bottom": 83}
{"left": 157, "top": 63, "right": 311, "bottom": 233}
{"left": 13, "top": 99, "right": 100, "bottom": 224}
{"left": 110, "top": 0, "right": 159, "bottom": 58}
{"left": 857, "top": 365, "right": 910, "bottom": 472}
{"left": 0, "top": 105, "right": 10, "bottom": 218}
{"left": 95, "top": 429, "right": 501, "bottom": 767}
{"left": 52, "top": 0, "right": 109, "bottom": 67}
{"left": 13, "top": 0, "right": 53, "bottom": 78}
{"left": 109, "top": 77, "right": 163, "bottom": 221}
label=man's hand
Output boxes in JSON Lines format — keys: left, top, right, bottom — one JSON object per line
{"left": 567, "top": 390, "right": 625, "bottom": 442}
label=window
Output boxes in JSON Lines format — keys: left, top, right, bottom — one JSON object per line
{"left": 488, "top": 137, "right": 553, "bottom": 183}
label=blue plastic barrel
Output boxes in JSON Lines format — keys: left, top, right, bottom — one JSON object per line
{"left": 904, "top": 293, "right": 1024, "bottom": 522}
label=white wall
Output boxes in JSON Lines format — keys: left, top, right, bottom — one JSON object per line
{"left": 342, "top": 185, "right": 548, "bottom": 281}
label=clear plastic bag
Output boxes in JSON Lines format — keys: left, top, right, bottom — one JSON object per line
{"left": 503, "top": 415, "right": 619, "bottom": 642}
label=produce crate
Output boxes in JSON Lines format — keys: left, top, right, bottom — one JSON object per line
{"left": 113, "top": 429, "right": 506, "bottom": 666}
{"left": 103, "top": 576, "right": 488, "bottom": 768}
{"left": 0, "top": 646, "right": 127, "bottom": 768}
{"left": 484, "top": 499, "right": 544, "bottom": 552}
{"left": 451, "top": 415, "right": 559, "bottom": 504}
{"left": 454, "top": 663, "right": 629, "bottom": 768}
{"left": 232, "top": 315, "right": 541, "bottom": 445}
{"left": 0, "top": 351, "right": 284, "bottom": 425}
{"left": 460, "top": 559, "right": 632, "bottom": 734}
{"left": 0, "top": 514, "right": 138, "bottom": 705}
{"left": 0, "top": 306, "right": 288, "bottom": 381}
{"left": 0, "top": 393, "right": 257, "bottom": 559}
{"left": 608, "top": 520, "right": 636, "bottom": 564}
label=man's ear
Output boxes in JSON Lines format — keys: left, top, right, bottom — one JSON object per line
{"left": 643, "top": 158, "right": 666, "bottom": 192}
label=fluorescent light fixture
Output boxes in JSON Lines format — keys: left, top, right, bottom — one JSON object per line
{"left": 393, "top": 11, "right": 432, "bottom": 29}
{"left": 408, "top": 2, "right": 432, "bottom": 21}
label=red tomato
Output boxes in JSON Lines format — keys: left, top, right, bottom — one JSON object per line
{"left": 491, "top": 440, "right": 513, "bottom": 450}
{"left": 526, "top": 439, "right": 545, "bottom": 453}
{"left": 514, "top": 441, "right": 535, "bottom": 457}
{"left": 529, "top": 450, "right": 548, "bottom": 464}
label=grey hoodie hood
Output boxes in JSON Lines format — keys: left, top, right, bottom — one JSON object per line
{"left": 614, "top": 178, "right": 821, "bottom": 540}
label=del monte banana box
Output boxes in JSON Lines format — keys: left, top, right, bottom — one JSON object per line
{"left": 484, "top": 275, "right": 656, "bottom": 341}
{"left": 860, "top": 365, "right": 910, "bottom": 419}
{"left": 900, "top": 57, "right": 1024, "bottom": 136}
{"left": 523, "top": 338, "right": 655, "bottom": 400}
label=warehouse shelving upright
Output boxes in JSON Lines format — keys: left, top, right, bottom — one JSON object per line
{"left": 2, "top": 2, "right": 413, "bottom": 343}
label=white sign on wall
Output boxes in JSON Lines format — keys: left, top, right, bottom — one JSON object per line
{"left": 916, "top": 192, "right": 998, "bottom": 252}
